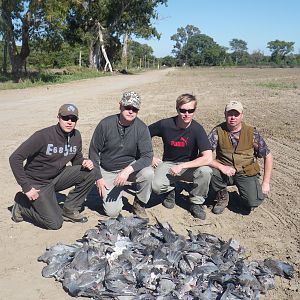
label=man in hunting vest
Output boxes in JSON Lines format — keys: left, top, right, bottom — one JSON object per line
{"left": 208, "top": 100, "right": 273, "bottom": 214}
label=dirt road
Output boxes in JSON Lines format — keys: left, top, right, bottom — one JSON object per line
{"left": 0, "top": 67, "right": 299, "bottom": 299}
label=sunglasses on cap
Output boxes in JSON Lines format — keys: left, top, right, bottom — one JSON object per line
{"left": 124, "top": 105, "right": 139, "bottom": 113}
{"left": 60, "top": 115, "right": 78, "bottom": 122}
{"left": 178, "top": 108, "right": 196, "bottom": 114}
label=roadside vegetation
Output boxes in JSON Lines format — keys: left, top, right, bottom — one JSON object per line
{"left": 0, "top": 1, "right": 299, "bottom": 89}
{"left": 0, "top": 67, "right": 113, "bottom": 90}
{"left": 257, "top": 81, "right": 298, "bottom": 90}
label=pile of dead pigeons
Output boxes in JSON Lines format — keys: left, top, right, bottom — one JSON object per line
{"left": 38, "top": 216, "right": 294, "bottom": 299}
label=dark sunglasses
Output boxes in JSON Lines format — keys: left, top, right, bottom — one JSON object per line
{"left": 178, "top": 108, "right": 196, "bottom": 114}
{"left": 60, "top": 115, "right": 78, "bottom": 122}
{"left": 124, "top": 105, "right": 139, "bottom": 113}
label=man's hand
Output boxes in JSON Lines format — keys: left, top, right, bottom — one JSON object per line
{"left": 169, "top": 164, "right": 183, "bottom": 176}
{"left": 152, "top": 157, "right": 162, "bottom": 168}
{"left": 25, "top": 188, "right": 40, "bottom": 201}
{"left": 114, "top": 166, "right": 134, "bottom": 186}
{"left": 82, "top": 159, "right": 94, "bottom": 170}
{"left": 220, "top": 165, "right": 236, "bottom": 177}
{"left": 96, "top": 178, "right": 108, "bottom": 198}
{"left": 262, "top": 182, "right": 270, "bottom": 196}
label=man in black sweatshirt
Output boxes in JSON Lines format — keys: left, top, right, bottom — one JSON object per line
{"left": 89, "top": 91, "right": 154, "bottom": 219}
{"left": 9, "top": 104, "right": 95, "bottom": 229}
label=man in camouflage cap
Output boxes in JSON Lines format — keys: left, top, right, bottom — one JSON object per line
{"left": 120, "top": 91, "right": 141, "bottom": 109}
{"left": 89, "top": 91, "right": 153, "bottom": 219}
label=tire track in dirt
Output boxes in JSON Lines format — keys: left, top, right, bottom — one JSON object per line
{"left": 265, "top": 136, "right": 300, "bottom": 232}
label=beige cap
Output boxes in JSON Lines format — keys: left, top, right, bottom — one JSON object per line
{"left": 225, "top": 100, "right": 243, "bottom": 113}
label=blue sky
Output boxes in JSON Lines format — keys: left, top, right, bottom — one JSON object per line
{"left": 137, "top": 0, "right": 300, "bottom": 57}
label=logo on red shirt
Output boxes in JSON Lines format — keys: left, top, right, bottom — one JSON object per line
{"left": 170, "top": 137, "right": 189, "bottom": 148}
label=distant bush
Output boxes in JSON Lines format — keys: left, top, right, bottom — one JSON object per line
{"left": 0, "top": 67, "right": 110, "bottom": 90}
{"left": 257, "top": 81, "right": 298, "bottom": 89}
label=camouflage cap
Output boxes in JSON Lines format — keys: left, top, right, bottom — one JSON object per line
{"left": 120, "top": 91, "right": 141, "bottom": 109}
{"left": 58, "top": 104, "right": 79, "bottom": 117}
{"left": 225, "top": 100, "right": 243, "bottom": 113}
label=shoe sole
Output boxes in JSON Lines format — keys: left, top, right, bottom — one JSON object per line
{"left": 133, "top": 214, "right": 149, "bottom": 220}
{"left": 190, "top": 206, "right": 206, "bottom": 220}
{"left": 132, "top": 210, "right": 149, "bottom": 220}
{"left": 192, "top": 213, "right": 206, "bottom": 220}
{"left": 11, "top": 203, "right": 24, "bottom": 223}
{"left": 212, "top": 207, "right": 226, "bottom": 214}
{"left": 63, "top": 215, "right": 88, "bottom": 223}
{"left": 162, "top": 202, "right": 175, "bottom": 209}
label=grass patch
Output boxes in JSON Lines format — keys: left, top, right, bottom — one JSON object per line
{"left": 257, "top": 81, "right": 298, "bottom": 90}
{"left": 0, "top": 67, "right": 111, "bottom": 90}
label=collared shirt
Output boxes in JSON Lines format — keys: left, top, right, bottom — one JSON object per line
{"left": 208, "top": 127, "right": 270, "bottom": 158}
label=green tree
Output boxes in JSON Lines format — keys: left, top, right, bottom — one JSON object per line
{"left": 0, "top": 0, "right": 73, "bottom": 81}
{"left": 171, "top": 26, "right": 225, "bottom": 66}
{"left": 127, "top": 40, "right": 154, "bottom": 68}
{"left": 160, "top": 55, "right": 176, "bottom": 67}
{"left": 250, "top": 50, "right": 265, "bottom": 65}
{"left": 184, "top": 34, "right": 226, "bottom": 66}
{"left": 66, "top": 0, "right": 167, "bottom": 72}
{"left": 229, "top": 38, "right": 248, "bottom": 65}
{"left": 267, "top": 40, "right": 294, "bottom": 63}
{"left": 171, "top": 25, "right": 201, "bottom": 65}
{"left": 116, "top": 0, "right": 167, "bottom": 69}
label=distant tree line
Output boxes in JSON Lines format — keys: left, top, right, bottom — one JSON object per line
{"left": 0, "top": 1, "right": 299, "bottom": 83}
{"left": 161, "top": 25, "right": 299, "bottom": 68}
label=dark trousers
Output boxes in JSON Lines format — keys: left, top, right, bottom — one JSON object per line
{"left": 15, "top": 165, "right": 95, "bottom": 229}
{"left": 210, "top": 168, "right": 265, "bottom": 208}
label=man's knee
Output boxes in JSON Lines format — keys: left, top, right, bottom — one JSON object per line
{"left": 240, "top": 192, "right": 265, "bottom": 208}
{"left": 152, "top": 177, "right": 165, "bottom": 194}
{"left": 238, "top": 176, "right": 264, "bottom": 207}
{"left": 84, "top": 168, "right": 97, "bottom": 184}
{"left": 44, "top": 217, "right": 63, "bottom": 230}
{"left": 104, "top": 206, "right": 122, "bottom": 218}
{"left": 194, "top": 166, "right": 213, "bottom": 177}
{"left": 194, "top": 166, "right": 212, "bottom": 181}
{"left": 140, "top": 166, "right": 154, "bottom": 181}
{"left": 103, "top": 199, "right": 123, "bottom": 218}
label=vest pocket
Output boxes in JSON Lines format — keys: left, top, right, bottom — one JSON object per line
{"left": 242, "top": 162, "right": 260, "bottom": 176}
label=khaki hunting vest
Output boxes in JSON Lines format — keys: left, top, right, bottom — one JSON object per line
{"left": 216, "top": 122, "right": 260, "bottom": 176}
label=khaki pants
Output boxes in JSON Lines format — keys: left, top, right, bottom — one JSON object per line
{"left": 152, "top": 161, "right": 212, "bottom": 205}
{"left": 100, "top": 166, "right": 154, "bottom": 218}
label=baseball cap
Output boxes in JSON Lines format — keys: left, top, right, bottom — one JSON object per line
{"left": 120, "top": 91, "right": 141, "bottom": 109}
{"left": 225, "top": 100, "right": 243, "bottom": 113}
{"left": 58, "top": 104, "right": 79, "bottom": 118}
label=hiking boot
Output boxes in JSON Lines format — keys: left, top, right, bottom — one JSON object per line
{"left": 243, "top": 206, "right": 256, "bottom": 215}
{"left": 162, "top": 190, "right": 176, "bottom": 209}
{"left": 62, "top": 208, "right": 88, "bottom": 223}
{"left": 190, "top": 204, "right": 206, "bottom": 220}
{"left": 132, "top": 197, "right": 148, "bottom": 219}
{"left": 212, "top": 188, "right": 229, "bottom": 215}
{"left": 11, "top": 202, "right": 24, "bottom": 223}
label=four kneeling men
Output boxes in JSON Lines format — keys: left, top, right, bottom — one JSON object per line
{"left": 9, "top": 94, "right": 273, "bottom": 229}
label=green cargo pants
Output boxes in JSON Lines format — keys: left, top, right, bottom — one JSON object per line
{"left": 210, "top": 167, "right": 265, "bottom": 208}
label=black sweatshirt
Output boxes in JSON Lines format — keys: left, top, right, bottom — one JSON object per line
{"left": 9, "top": 124, "right": 84, "bottom": 193}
